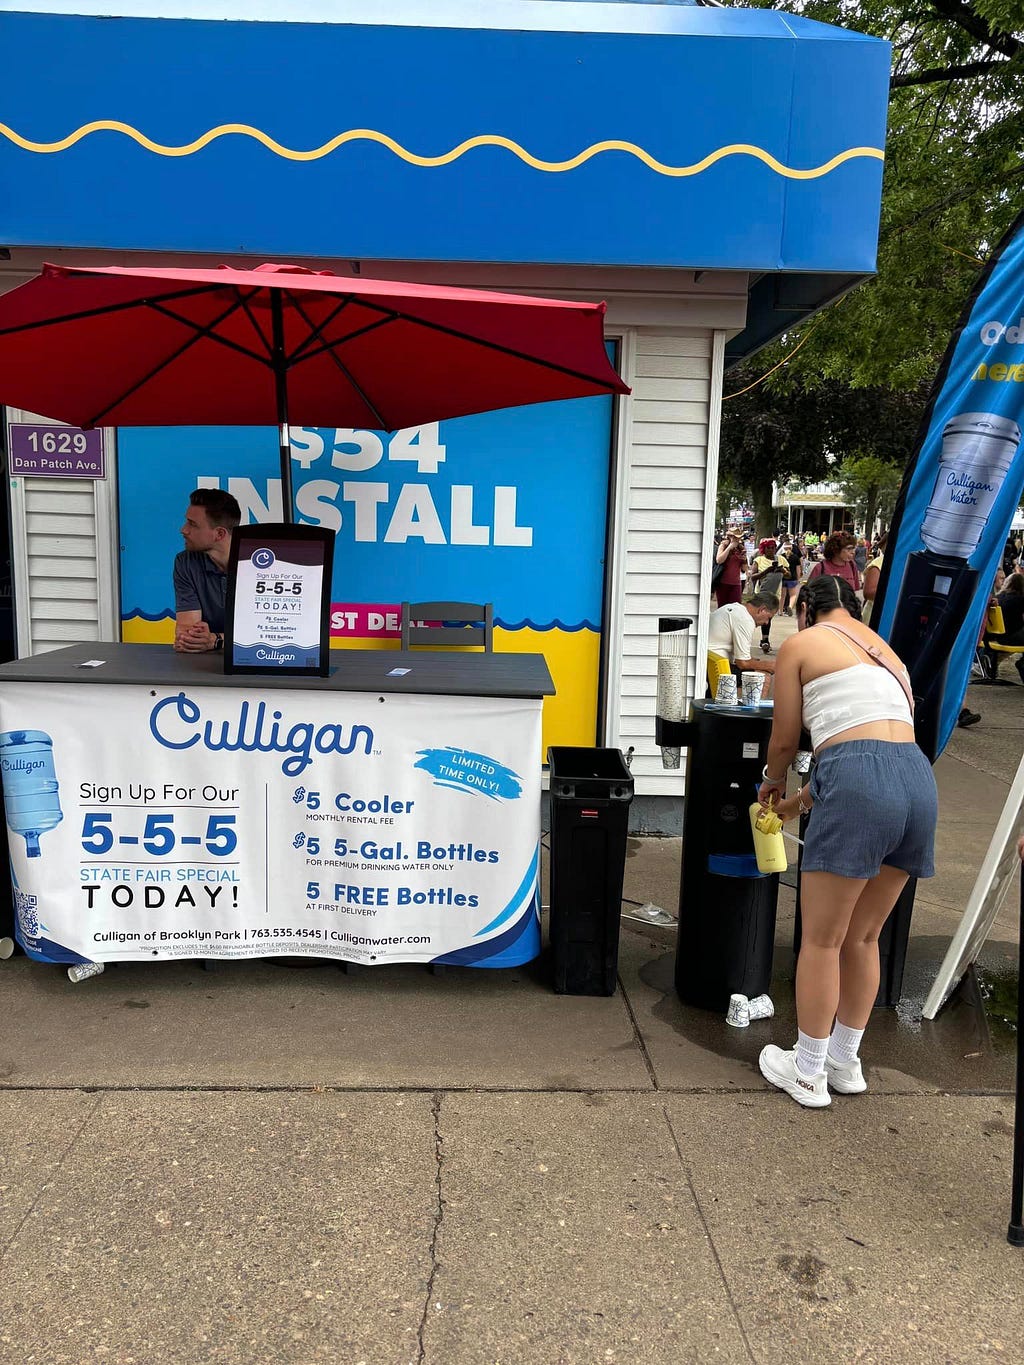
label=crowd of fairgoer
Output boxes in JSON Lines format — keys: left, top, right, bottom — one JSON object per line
{"left": 712, "top": 526, "right": 884, "bottom": 617}
{"left": 711, "top": 524, "right": 1024, "bottom": 725}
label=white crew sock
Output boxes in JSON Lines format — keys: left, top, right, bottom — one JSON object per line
{"left": 829, "top": 1020, "right": 865, "bottom": 1064}
{"left": 795, "top": 1029, "right": 829, "bottom": 1078}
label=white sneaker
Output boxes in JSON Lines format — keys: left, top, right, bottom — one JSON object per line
{"left": 825, "top": 1052, "right": 867, "bottom": 1094}
{"left": 758, "top": 1044, "right": 831, "bottom": 1108}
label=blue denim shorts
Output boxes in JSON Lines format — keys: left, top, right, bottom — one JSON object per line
{"left": 803, "top": 740, "right": 937, "bottom": 880}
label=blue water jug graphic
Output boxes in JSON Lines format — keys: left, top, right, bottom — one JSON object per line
{"left": 921, "top": 412, "right": 1022, "bottom": 560}
{"left": 0, "top": 729, "right": 64, "bottom": 856}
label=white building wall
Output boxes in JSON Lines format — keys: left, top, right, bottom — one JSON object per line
{"left": 606, "top": 328, "right": 724, "bottom": 798}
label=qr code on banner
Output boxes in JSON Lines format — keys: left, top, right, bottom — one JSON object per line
{"left": 14, "top": 887, "right": 38, "bottom": 939}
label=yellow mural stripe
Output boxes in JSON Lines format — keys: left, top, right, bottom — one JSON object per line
{"left": 0, "top": 120, "right": 884, "bottom": 179}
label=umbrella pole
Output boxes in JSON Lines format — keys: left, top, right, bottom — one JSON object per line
{"left": 271, "top": 293, "right": 294, "bottom": 525}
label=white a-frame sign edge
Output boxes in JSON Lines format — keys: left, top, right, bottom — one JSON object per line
{"left": 922, "top": 749, "right": 1024, "bottom": 1019}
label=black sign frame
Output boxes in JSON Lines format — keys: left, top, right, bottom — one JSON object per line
{"left": 223, "top": 523, "right": 334, "bottom": 678}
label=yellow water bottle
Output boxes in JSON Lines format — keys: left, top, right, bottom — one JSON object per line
{"left": 749, "top": 802, "right": 788, "bottom": 874}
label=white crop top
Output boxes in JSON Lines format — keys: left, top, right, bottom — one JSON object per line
{"left": 802, "top": 627, "right": 914, "bottom": 749}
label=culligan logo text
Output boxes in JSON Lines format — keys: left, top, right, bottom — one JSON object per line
{"left": 980, "top": 318, "right": 1024, "bottom": 346}
{"left": 149, "top": 692, "right": 374, "bottom": 775}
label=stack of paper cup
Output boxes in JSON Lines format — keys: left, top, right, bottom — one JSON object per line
{"left": 725, "top": 993, "right": 774, "bottom": 1026}
{"left": 741, "top": 672, "right": 765, "bottom": 706}
{"left": 726, "top": 993, "right": 750, "bottom": 1027}
{"left": 715, "top": 674, "right": 738, "bottom": 706}
{"left": 656, "top": 654, "right": 686, "bottom": 770}
{"left": 67, "top": 961, "right": 105, "bottom": 983}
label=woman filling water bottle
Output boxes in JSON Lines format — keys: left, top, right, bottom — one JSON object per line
{"left": 754, "top": 575, "right": 938, "bottom": 1108}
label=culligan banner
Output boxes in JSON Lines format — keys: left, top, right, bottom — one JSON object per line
{"left": 874, "top": 209, "right": 1024, "bottom": 758}
{"left": 0, "top": 683, "right": 541, "bottom": 969}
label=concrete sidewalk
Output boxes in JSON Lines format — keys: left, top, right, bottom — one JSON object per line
{"left": 1, "top": 665, "right": 1022, "bottom": 1363}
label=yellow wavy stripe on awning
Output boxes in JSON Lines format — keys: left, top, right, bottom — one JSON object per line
{"left": 0, "top": 120, "right": 884, "bottom": 179}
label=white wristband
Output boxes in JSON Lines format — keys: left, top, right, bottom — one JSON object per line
{"left": 761, "top": 764, "right": 786, "bottom": 784}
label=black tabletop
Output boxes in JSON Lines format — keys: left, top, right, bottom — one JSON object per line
{"left": 0, "top": 642, "right": 555, "bottom": 699}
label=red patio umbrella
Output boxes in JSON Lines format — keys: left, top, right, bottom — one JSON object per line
{"left": 0, "top": 261, "right": 629, "bottom": 518}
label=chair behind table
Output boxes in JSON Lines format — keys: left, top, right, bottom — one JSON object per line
{"left": 981, "top": 602, "right": 1023, "bottom": 681}
{"left": 400, "top": 601, "right": 494, "bottom": 651}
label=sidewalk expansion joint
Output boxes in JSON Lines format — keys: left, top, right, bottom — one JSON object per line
{"left": 0, "top": 1092, "right": 102, "bottom": 1263}
{"left": 662, "top": 1104, "right": 758, "bottom": 1365}
{"left": 417, "top": 1090, "right": 445, "bottom": 1365}
{"left": 945, "top": 748, "right": 1017, "bottom": 781}
{"left": 0, "top": 1082, "right": 1011, "bottom": 1097}
{"left": 617, "top": 971, "right": 660, "bottom": 1090}
{"left": 0, "top": 1082, "right": 668, "bottom": 1096}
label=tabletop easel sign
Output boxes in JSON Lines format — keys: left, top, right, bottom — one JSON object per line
{"left": 224, "top": 524, "right": 334, "bottom": 678}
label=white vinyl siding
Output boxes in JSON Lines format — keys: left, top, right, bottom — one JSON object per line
{"left": 6, "top": 411, "right": 120, "bottom": 655}
{"left": 608, "top": 329, "right": 721, "bottom": 796}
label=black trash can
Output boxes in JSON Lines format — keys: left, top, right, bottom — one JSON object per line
{"left": 547, "top": 746, "right": 634, "bottom": 996}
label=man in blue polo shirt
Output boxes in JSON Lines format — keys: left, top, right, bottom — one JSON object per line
{"left": 173, "top": 488, "right": 241, "bottom": 652}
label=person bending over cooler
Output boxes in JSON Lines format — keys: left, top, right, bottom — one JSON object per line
{"left": 755, "top": 575, "right": 937, "bottom": 1108}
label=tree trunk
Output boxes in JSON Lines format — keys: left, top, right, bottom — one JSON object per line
{"left": 749, "top": 475, "right": 777, "bottom": 542}
{"left": 864, "top": 485, "right": 879, "bottom": 538}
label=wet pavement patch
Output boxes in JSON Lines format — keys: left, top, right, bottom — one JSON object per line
{"left": 776, "top": 1251, "right": 829, "bottom": 1300}
{"left": 975, "top": 964, "right": 1018, "bottom": 1036}
{"left": 630, "top": 933, "right": 1017, "bottom": 1094}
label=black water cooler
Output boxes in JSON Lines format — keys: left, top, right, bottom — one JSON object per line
{"left": 673, "top": 699, "right": 779, "bottom": 1011}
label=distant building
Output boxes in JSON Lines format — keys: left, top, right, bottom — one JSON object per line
{"left": 773, "top": 480, "right": 855, "bottom": 536}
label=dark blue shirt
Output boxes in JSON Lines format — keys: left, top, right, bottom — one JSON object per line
{"left": 173, "top": 551, "right": 227, "bottom": 634}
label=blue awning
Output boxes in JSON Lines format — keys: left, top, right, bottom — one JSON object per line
{"left": 0, "top": 3, "right": 890, "bottom": 356}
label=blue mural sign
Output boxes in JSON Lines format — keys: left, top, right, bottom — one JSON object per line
{"left": 119, "top": 390, "right": 615, "bottom": 744}
{"left": 120, "top": 397, "right": 612, "bottom": 633}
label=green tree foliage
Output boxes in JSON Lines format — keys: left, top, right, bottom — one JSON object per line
{"left": 835, "top": 454, "right": 906, "bottom": 532}
{"left": 744, "top": 0, "right": 1024, "bottom": 390}
{"left": 719, "top": 377, "right": 926, "bottom": 533}
{"left": 719, "top": 2, "right": 1023, "bottom": 518}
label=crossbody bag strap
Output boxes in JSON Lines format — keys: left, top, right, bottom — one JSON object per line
{"left": 815, "top": 621, "right": 916, "bottom": 715}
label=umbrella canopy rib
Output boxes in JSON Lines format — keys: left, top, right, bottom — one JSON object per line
{"left": 86, "top": 293, "right": 258, "bottom": 428}
{"left": 285, "top": 292, "right": 389, "bottom": 430}
{"left": 145, "top": 298, "right": 273, "bottom": 368}
{"left": 293, "top": 312, "right": 400, "bottom": 368}
{"left": 0, "top": 282, "right": 224, "bottom": 339}
{"left": 298, "top": 300, "right": 615, "bottom": 390}
{"left": 284, "top": 294, "right": 356, "bottom": 366}
{"left": 231, "top": 287, "right": 276, "bottom": 362}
